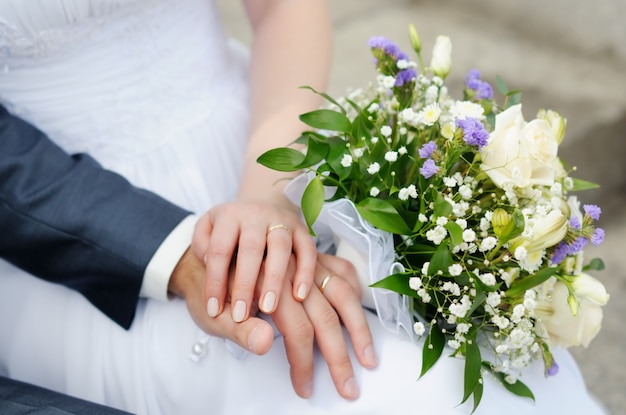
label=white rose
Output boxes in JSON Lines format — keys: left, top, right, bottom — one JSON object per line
{"left": 536, "top": 278, "right": 606, "bottom": 348}
{"left": 521, "top": 118, "right": 558, "bottom": 187}
{"left": 430, "top": 36, "right": 452, "bottom": 79}
{"left": 481, "top": 104, "right": 559, "bottom": 189}
{"left": 480, "top": 104, "right": 533, "bottom": 188}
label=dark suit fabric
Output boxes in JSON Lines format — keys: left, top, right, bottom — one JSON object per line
{"left": 0, "top": 106, "right": 191, "bottom": 329}
{"left": 0, "top": 376, "right": 132, "bottom": 414}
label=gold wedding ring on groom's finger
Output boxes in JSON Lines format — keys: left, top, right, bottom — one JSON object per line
{"left": 267, "top": 223, "right": 291, "bottom": 236}
{"left": 319, "top": 273, "right": 335, "bottom": 294}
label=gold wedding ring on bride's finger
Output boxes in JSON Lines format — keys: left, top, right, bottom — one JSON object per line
{"left": 319, "top": 273, "right": 335, "bottom": 294}
{"left": 267, "top": 223, "right": 291, "bottom": 236}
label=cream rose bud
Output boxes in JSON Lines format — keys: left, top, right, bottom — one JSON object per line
{"left": 571, "top": 273, "right": 610, "bottom": 306}
{"left": 537, "top": 280, "right": 604, "bottom": 348}
{"left": 430, "top": 35, "right": 452, "bottom": 79}
{"left": 537, "top": 108, "right": 567, "bottom": 144}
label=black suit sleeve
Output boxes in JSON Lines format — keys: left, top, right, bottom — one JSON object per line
{"left": 0, "top": 106, "right": 191, "bottom": 329}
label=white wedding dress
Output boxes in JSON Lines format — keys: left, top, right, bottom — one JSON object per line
{"left": 0, "top": 1, "right": 608, "bottom": 414}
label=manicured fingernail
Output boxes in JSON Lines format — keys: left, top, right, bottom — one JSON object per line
{"left": 261, "top": 291, "right": 276, "bottom": 313}
{"left": 207, "top": 297, "right": 219, "bottom": 317}
{"left": 343, "top": 377, "right": 359, "bottom": 400}
{"left": 301, "top": 381, "right": 313, "bottom": 398}
{"left": 296, "top": 283, "right": 307, "bottom": 300}
{"left": 363, "top": 343, "right": 378, "bottom": 368}
{"left": 232, "top": 300, "right": 247, "bottom": 322}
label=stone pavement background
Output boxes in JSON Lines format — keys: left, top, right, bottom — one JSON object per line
{"left": 217, "top": 1, "right": 626, "bottom": 413}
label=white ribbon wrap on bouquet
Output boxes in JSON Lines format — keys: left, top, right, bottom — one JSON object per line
{"left": 285, "top": 173, "right": 415, "bottom": 341}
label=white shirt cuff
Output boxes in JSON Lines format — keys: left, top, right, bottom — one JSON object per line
{"left": 140, "top": 214, "right": 198, "bottom": 301}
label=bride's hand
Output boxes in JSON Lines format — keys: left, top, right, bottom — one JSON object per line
{"left": 191, "top": 201, "right": 317, "bottom": 322}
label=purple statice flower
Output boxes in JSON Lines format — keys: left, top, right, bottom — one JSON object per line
{"left": 591, "top": 228, "right": 605, "bottom": 246}
{"left": 418, "top": 141, "right": 437, "bottom": 159}
{"left": 547, "top": 361, "right": 559, "bottom": 377}
{"left": 368, "top": 36, "right": 409, "bottom": 61}
{"left": 395, "top": 68, "right": 417, "bottom": 86}
{"left": 568, "top": 237, "right": 589, "bottom": 255}
{"left": 465, "top": 69, "right": 481, "bottom": 88}
{"left": 551, "top": 241, "right": 569, "bottom": 265}
{"left": 464, "top": 69, "right": 493, "bottom": 100}
{"left": 455, "top": 117, "right": 489, "bottom": 148}
{"left": 583, "top": 204, "right": 602, "bottom": 221}
{"left": 569, "top": 216, "right": 582, "bottom": 230}
{"left": 420, "top": 159, "right": 439, "bottom": 179}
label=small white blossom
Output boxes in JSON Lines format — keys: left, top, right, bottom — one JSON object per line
{"left": 384, "top": 151, "right": 398, "bottom": 162}
{"left": 441, "top": 121, "right": 456, "bottom": 140}
{"left": 462, "top": 229, "right": 476, "bottom": 242}
{"left": 396, "top": 59, "right": 409, "bottom": 69}
{"left": 514, "top": 246, "right": 528, "bottom": 261}
{"left": 340, "top": 154, "right": 353, "bottom": 167}
{"left": 419, "top": 103, "right": 441, "bottom": 125}
{"left": 456, "top": 322, "right": 471, "bottom": 334}
{"left": 371, "top": 136, "right": 379, "bottom": 144}
{"left": 353, "top": 147, "right": 365, "bottom": 158}
{"left": 398, "top": 146, "right": 407, "bottom": 155}
{"left": 478, "top": 272, "right": 496, "bottom": 286}
{"left": 449, "top": 295, "right": 472, "bottom": 318}
{"left": 418, "top": 213, "right": 428, "bottom": 223}
{"left": 417, "top": 288, "right": 431, "bottom": 303}
{"left": 380, "top": 125, "right": 392, "bottom": 137}
{"left": 398, "top": 184, "right": 418, "bottom": 200}
{"left": 382, "top": 76, "right": 396, "bottom": 89}
{"left": 443, "top": 177, "right": 457, "bottom": 187}
{"left": 479, "top": 236, "right": 498, "bottom": 252}
{"left": 442, "top": 281, "right": 461, "bottom": 296}
{"left": 448, "top": 339, "right": 461, "bottom": 350}
{"left": 367, "top": 103, "right": 379, "bottom": 113}
{"left": 486, "top": 292, "right": 501, "bottom": 308}
{"left": 455, "top": 219, "right": 467, "bottom": 229}
{"left": 367, "top": 162, "right": 380, "bottom": 175}
{"left": 413, "top": 321, "right": 426, "bottom": 336}
{"left": 369, "top": 186, "right": 380, "bottom": 197}
{"left": 421, "top": 262, "right": 430, "bottom": 275}
{"left": 426, "top": 226, "right": 447, "bottom": 245}
{"left": 451, "top": 100, "right": 485, "bottom": 120}
{"left": 459, "top": 185, "right": 473, "bottom": 200}
{"left": 448, "top": 264, "right": 463, "bottom": 277}
{"left": 409, "top": 277, "right": 422, "bottom": 290}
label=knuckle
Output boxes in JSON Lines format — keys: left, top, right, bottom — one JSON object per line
{"left": 291, "top": 319, "right": 314, "bottom": 343}
{"left": 318, "top": 305, "right": 341, "bottom": 330}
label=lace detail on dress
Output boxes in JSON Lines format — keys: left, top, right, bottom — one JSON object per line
{"left": 0, "top": 0, "right": 154, "bottom": 59}
{"left": 0, "top": 0, "right": 246, "bottom": 162}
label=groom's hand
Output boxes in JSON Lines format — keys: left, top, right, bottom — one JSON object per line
{"left": 168, "top": 248, "right": 275, "bottom": 355}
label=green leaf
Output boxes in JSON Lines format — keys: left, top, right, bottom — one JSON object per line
{"left": 433, "top": 192, "right": 453, "bottom": 217}
{"left": 470, "top": 377, "right": 484, "bottom": 414}
{"left": 584, "top": 257, "right": 605, "bottom": 272}
{"left": 428, "top": 243, "right": 452, "bottom": 275}
{"left": 505, "top": 267, "right": 558, "bottom": 298}
{"left": 299, "top": 85, "right": 346, "bottom": 114}
{"left": 257, "top": 148, "right": 305, "bottom": 172}
{"left": 370, "top": 273, "right": 419, "bottom": 297}
{"left": 570, "top": 177, "right": 600, "bottom": 191}
{"left": 495, "top": 75, "right": 509, "bottom": 96}
{"left": 294, "top": 134, "right": 329, "bottom": 169}
{"left": 506, "top": 91, "right": 522, "bottom": 107}
{"left": 356, "top": 198, "right": 412, "bottom": 234}
{"left": 483, "top": 363, "right": 535, "bottom": 401}
{"left": 420, "top": 325, "right": 445, "bottom": 378}
{"left": 301, "top": 176, "right": 324, "bottom": 235}
{"left": 326, "top": 136, "right": 352, "bottom": 180}
{"left": 461, "top": 339, "right": 482, "bottom": 404}
{"left": 445, "top": 221, "right": 464, "bottom": 248}
{"left": 299, "top": 109, "right": 351, "bottom": 132}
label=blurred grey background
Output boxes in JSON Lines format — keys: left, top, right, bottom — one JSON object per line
{"left": 217, "top": 1, "right": 626, "bottom": 413}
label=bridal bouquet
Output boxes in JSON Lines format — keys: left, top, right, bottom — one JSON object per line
{"left": 258, "top": 26, "right": 608, "bottom": 411}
